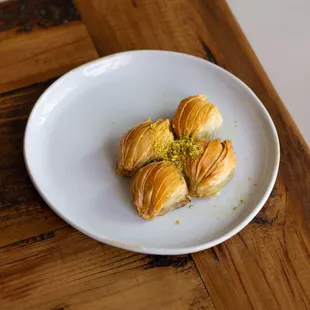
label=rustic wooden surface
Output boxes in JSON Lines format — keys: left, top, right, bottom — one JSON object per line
{"left": 0, "top": 0, "right": 309, "bottom": 309}
{"left": 0, "top": 0, "right": 97, "bottom": 94}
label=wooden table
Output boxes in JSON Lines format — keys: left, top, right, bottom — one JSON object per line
{"left": 0, "top": 1, "right": 309, "bottom": 309}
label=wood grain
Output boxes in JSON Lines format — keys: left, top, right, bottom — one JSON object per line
{"left": 0, "top": 21, "right": 98, "bottom": 94}
{"left": 74, "top": 0, "right": 310, "bottom": 309}
{"left": 0, "top": 226, "right": 214, "bottom": 310}
{"left": 75, "top": 0, "right": 217, "bottom": 60}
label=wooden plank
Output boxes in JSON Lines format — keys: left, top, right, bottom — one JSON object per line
{"left": 0, "top": 82, "right": 68, "bottom": 247}
{"left": 0, "top": 226, "right": 214, "bottom": 310}
{"left": 0, "top": 21, "right": 98, "bottom": 94}
{"left": 75, "top": 0, "right": 310, "bottom": 309}
{"left": 75, "top": 0, "right": 217, "bottom": 59}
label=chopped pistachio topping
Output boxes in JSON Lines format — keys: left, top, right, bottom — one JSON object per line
{"left": 233, "top": 206, "right": 238, "bottom": 211}
{"left": 150, "top": 123, "right": 158, "bottom": 131}
{"left": 189, "top": 205, "right": 193, "bottom": 209}
{"left": 176, "top": 220, "right": 181, "bottom": 225}
{"left": 154, "top": 135, "right": 203, "bottom": 171}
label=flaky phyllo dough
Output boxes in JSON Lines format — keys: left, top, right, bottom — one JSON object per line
{"left": 116, "top": 95, "right": 236, "bottom": 220}
{"left": 172, "top": 94, "right": 223, "bottom": 139}
{"left": 116, "top": 118, "right": 174, "bottom": 176}
{"left": 131, "top": 161, "right": 190, "bottom": 220}
{"left": 184, "top": 139, "right": 236, "bottom": 198}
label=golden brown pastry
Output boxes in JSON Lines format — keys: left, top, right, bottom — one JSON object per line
{"left": 116, "top": 119, "right": 174, "bottom": 176}
{"left": 184, "top": 138, "right": 236, "bottom": 197}
{"left": 172, "top": 94, "right": 223, "bottom": 139}
{"left": 131, "top": 161, "right": 190, "bottom": 220}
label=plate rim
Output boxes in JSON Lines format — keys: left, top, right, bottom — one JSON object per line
{"left": 24, "top": 50, "right": 280, "bottom": 255}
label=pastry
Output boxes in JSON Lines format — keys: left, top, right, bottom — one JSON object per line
{"left": 115, "top": 94, "right": 237, "bottom": 220}
{"left": 131, "top": 161, "right": 190, "bottom": 220}
{"left": 184, "top": 138, "right": 236, "bottom": 197}
{"left": 172, "top": 94, "right": 223, "bottom": 139}
{"left": 116, "top": 118, "right": 174, "bottom": 176}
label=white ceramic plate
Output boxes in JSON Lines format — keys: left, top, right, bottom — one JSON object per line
{"left": 24, "top": 50, "right": 280, "bottom": 255}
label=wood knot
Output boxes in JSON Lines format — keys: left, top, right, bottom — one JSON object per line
{"left": 146, "top": 255, "right": 192, "bottom": 269}
{"left": 253, "top": 178, "right": 287, "bottom": 225}
{"left": 52, "top": 305, "right": 70, "bottom": 310}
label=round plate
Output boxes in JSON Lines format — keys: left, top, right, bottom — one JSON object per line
{"left": 24, "top": 50, "right": 280, "bottom": 255}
